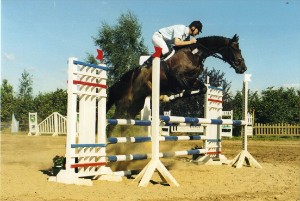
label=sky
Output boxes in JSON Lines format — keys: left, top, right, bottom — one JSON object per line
{"left": 1, "top": 0, "right": 300, "bottom": 95}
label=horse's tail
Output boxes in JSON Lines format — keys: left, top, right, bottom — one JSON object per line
{"left": 106, "top": 84, "right": 116, "bottom": 113}
{"left": 106, "top": 77, "right": 126, "bottom": 113}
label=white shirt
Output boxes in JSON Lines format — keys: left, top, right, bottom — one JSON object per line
{"left": 159, "top": 25, "right": 190, "bottom": 43}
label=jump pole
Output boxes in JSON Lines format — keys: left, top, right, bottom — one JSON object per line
{"left": 134, "top": 47, "right": 179, "bottom": 187}
{"left": 231, "top": 74, "right": 262, "bottom": 168}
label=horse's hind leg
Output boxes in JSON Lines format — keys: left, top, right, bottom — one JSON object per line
{"left": 128, "top": 97, "right": 147, "bottom": 119}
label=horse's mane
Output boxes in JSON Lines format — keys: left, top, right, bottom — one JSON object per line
{"left": 197, "top": 35, "right": 228, "bottom": 41}
{"left": 197, "top": 36, "right": 230, "bottom": 46}
{"left": 174, "top": 35, "right": 229, "bottom": 52}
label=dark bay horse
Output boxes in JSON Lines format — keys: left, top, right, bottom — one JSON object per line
{"left": 107, "top": 34, "right": 247, "bottom": 119}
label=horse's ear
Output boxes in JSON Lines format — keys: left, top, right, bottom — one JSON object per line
{"left": 232, "top": 34, "right": 239, "bottom": 42}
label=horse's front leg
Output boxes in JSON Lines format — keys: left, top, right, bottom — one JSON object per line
{"left": 181, "top": 79, "right": 207, "bottom": 98}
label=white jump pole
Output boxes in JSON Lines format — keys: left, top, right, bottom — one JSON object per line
{"left": 134, "top": 47, "right": 179, "bottom": 187}
{"left": 231, "top": 74, "right": 262, "bottom": 168}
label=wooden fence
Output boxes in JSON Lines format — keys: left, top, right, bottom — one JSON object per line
{"left": 253, "top": 123, "right": 300, "bottom": 136}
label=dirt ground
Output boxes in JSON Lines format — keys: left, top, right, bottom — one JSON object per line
{"left": 1, "top": 133, "right": 299, "bottom": 201}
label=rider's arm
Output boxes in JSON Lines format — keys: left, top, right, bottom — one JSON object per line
{"left": 174, "top": 37, "right": 196, "bottom": 46}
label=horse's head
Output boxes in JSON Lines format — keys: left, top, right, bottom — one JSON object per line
{"left": 221, "top": 34, "right": 247, "bottom": 74}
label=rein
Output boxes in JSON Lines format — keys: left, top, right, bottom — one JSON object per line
{"left": 196, "top": 42, "right": 227, "bottom": 63}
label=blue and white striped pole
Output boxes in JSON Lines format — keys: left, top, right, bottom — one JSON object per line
{"left": 107, "top": 135, "right": 210, "bottom": 144}
{"left": 160, "top": 116, "right": 245, "bottom": 125}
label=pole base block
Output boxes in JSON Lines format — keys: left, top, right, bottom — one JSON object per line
{"left": 134, "top": 159, "right": 179, "bottom": 187}
{"left": 48, "top": 170, "right": 93, "bottom": 186}
{"left": 192, "top": 154, "right": 231, "bottom": 165}
{"left": 231, "top": 150, "right": 262, "bottom": 169}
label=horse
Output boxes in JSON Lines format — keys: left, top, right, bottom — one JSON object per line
{"left": 106, "top": 34, "right": 247, "bottom": 119}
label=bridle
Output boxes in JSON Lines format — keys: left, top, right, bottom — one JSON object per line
{"left": 193, "top": 40, "right": 244, "bottom": 70}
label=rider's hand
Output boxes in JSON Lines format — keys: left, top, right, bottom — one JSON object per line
{"left": 190, "top": 38, "right": 197, "bottom": 44}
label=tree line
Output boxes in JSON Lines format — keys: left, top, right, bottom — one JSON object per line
{"left": 1, "top": 71, "right": 67, "bottom": 129}
{"left": 2, "top": 11, "right": 299, "bottom": 130}
{"left": 1, "top": 67, "right": 299, "bottom": 130}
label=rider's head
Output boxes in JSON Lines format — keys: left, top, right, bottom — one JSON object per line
{"left": 189, "top": 20, "right": 202, "bottom": 36}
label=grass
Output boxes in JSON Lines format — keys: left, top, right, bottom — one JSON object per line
{"left": 223, "top": 135, "right": 300, "bottom": 141}
{"left": 249, "top": 135, "right": 300, "bottom": 141}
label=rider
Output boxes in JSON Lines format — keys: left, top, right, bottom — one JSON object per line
{"left": 142, "top": 20, "right": 203, "bottom": 66}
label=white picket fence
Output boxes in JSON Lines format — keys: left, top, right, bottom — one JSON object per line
{"left": 253, "top": 123, "right": 300, "bottom": 136}
{"left": 28, "top": 112, "right": 68, "bottom": 136}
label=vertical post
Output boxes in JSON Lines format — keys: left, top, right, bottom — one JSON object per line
{"left": 151, "top": 49, "right": 160, "bottom": 161}
{"left": 242, "top": 74, "right": 250, "bottom": 151}
{"left": 134, "top": 47, "right": 179, "bottom": 187}
{"left": 97, "top": 67, "right": 107, "bottom": 163}
{"left": 231, "top": 74, "right": 262, "bottom": 169}
{"left": 54, "top": 112, "right": 58, "bottom": 136}
{"left": 65, "top": 57, "right": 78, "bottom": 172}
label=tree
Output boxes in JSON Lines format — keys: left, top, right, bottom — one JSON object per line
{"left": 229, "top": 87, "right": 300, "bottom": 124}
{"left": 18, "top": 70, "right": 33, "bottom": 98}
{"left": 33, "top": 89, "right": 67, "bottom": 121}
{"left": 15, "top": 70, "right": 34, "bottom": 126}
{"left": 254, "top": 87, "right": 300, "bottom": 124}
{"left": 93, "top": 11, "right": 149, "bottom": 83}
{"left": 1, "top": 79, "right": 15, "bottom": 121}
{"left": 229, "top": 90, "right": 243, "bottom": 120}
{"left": 85, "top": 53, "right": 98, "bottom": 65}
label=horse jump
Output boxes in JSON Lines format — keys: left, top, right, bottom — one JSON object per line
{"left": 50, "top": 51, "right": 261, "bottom": 186}
{"left": 157, "top": 82, "right": 253, "bottom": 138}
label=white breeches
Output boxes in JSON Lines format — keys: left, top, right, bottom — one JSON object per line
{"left": 152, "top": 32, "right": 169, "bottom": 55}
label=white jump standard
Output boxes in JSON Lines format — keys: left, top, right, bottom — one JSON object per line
{"left": 231, "top": 74, "right": 262, "bottom": 168}
{"left": 134, "top": 47, "right": 179, "bottom": 187}
{"left": 50, "top": 57, "right": 112, "bottom": 186}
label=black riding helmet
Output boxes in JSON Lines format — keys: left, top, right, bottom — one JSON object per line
{"left": 189, "top": 20, "right": 202, "bottom": 33}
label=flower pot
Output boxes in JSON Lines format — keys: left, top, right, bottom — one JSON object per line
{"left": 52, "top": 166, "right": 63, "bottom": 176}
